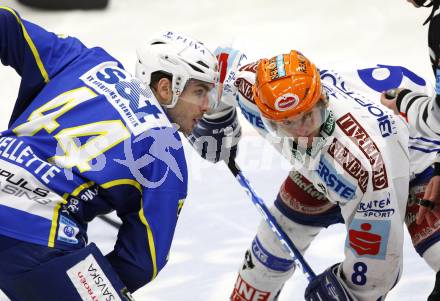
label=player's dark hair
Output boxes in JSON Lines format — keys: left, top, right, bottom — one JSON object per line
{"left": 150, "top": 71, "right": 172, "bottom": 90}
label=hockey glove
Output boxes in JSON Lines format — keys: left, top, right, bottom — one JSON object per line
{"left": 214, "top": 46, "right": 247, "bottom": 106}
{"left": 434, "top": 153, "right": 440, "bottom": 177}
{"left": 188, "top": 108, "right": 241, "bottom": 163}
{"left": 304, "top": 263, "right": 355, "bottom": 301}
{"left": 428, "top": 270, "right": 440, "bottom": 301}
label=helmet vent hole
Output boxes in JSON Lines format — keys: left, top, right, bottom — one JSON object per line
{"left": 197, "top": 61, "right": 208, "bottom": 69}
{"left": 188, "top": 63, "right": 203, "bottom": 73}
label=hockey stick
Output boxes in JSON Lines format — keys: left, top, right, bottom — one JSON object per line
{"left": 227, "top": 159, "right": 317, "bottom": 282}
{"left": 99, "top": 215, "right": 121, "bottom": 229}
{"left": 100, "top": 159, "right": 316, "bottom": 281}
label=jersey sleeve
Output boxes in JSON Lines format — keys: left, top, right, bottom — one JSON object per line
{"left": 396, "top": 89, "right": 440, "bottom": 138}
{"left": 428, "top": 12, "right": 440, "bottom": 75}
{"left": 106, "top": 190, "right": 186, "bottom": 292}
{"left": 105, "top": 127, "right": 188, "bottom": 292}
{"left": 340, "top": 186, "right": 405, "bottom": 299}
{"left": 0, "top": 6, "right": 88, "bottom": 125}
{"left": 338, "top": 137, "right": 409, "bottom": 299}
{"left": 391, "top": 14, "right": 440, "bottom": 139}
{"left": 204, "top": 47, "right": 247, "bottom": 119}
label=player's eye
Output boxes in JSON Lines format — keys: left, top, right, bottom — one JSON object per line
{"left": 304, "top": 111, "right": 313, "bottom": 120}
{"left": 195, "top": 89, "right": 205, "bottom": 97}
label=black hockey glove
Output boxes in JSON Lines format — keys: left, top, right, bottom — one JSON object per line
{"left": 188, "top": 108, "right": 241, "bottom": 164}
{"left": 434, "top": 161, "right": 440, "bottom": 176}
{"left": 305, "top": 263, "right": 355, "bottom": 301}
{"left": 428, "top": 270, "right": 440, "bottom": 301}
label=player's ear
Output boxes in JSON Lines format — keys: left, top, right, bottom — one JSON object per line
{"left": 154, "top": 78, "right": 172, "bottom": 105}
{"left": 320, "top": 90, "right": 330, "bottom": 107}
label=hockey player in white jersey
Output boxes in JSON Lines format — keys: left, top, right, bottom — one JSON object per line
{"left": 189, "top": 49, "right": 440, "bottom": 300}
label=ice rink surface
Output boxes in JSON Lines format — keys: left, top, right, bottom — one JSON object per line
{"left": 0, "top": 0, "right": 436, "bottom": 300}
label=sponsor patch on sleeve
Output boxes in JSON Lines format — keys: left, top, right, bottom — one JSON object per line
{"left": 67, "top": 254, "right": 122, "bottom": 301}
{"left": 337, "top": 113, "right": 389, "bottom": 190}
{"left": 316, "top": 157, "right": 357, "bottom": 200}
{"left": 57, "top": 215, "right": 79, "bottom": 244}
{"left": 346, "top": 219, "right": 391, "bottom": 260}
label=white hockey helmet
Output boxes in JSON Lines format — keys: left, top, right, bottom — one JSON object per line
{"left": 136, "top": 31, "right": 219, "bottom": 108}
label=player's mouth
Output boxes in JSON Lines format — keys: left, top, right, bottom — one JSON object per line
{"left": 290, "top": 129, "right": 313, "bottom": 138}
{"left": 193, "top": 115, "right": 203, "bottom": 125}
{"left": 191, "top": 118, "right": 199, "bottom": 129}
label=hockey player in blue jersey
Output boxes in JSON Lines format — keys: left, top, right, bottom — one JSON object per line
{"left": 0, "top": 7, "right": 218, "bottom": 301}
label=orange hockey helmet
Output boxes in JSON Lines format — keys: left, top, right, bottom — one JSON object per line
{"left": 253, "top": 50, "right": 322, "bottom": 121}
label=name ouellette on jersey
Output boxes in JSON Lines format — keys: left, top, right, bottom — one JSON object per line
{"left": 0, "top": 7, "right": 188, "bottom": 282}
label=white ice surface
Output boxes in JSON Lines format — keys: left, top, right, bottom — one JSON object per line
{"left": 0, "top": 0, "right": 435, "bottom": 300}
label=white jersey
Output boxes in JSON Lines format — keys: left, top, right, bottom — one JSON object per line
{"left": 397, "top": 90, "right": 440, "bottom": 140}
{"left": 221, "top": 59, "right": 437, "bottom": 299}
{"left": 394, "top": 4, "right": 440, "bottom": 140}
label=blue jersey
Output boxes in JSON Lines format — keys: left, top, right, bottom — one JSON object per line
{"left": 0, "top": 7, "right": 188, "bottom": 289}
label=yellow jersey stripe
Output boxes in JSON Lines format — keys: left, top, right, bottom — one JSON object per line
{"left": 48, "top": 193, "right": 68, "bottom": 247}
{"left": 101, "top": 179, "right": 157, "bottom": 281}
{"left": 139, "top": 208, "right": 158, "bottom": 280}
{"left": 72, "top": 181, "right": 95, "bottom": 197}
{"left": 101, "top": 179, "right": 142, "bottom": 193}
{"left": 48, "top": 201, "right": 63, "bottom": 247}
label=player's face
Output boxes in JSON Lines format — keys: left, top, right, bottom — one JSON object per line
{"left": 263, "top": 98, "right": 328, "bottom": 148}
{"left": 168, "top": 79, "right": 213, "bottom": 135}
{"left": 277, "top": 105, "right": 324, "bottom": 139}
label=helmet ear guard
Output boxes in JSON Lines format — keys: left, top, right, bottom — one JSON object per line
{"left": 136, "top": 31, "right": 219, "bottom": 108}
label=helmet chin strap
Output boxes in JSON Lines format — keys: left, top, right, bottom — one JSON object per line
{"left": 162, "top": 78, "right": 184, "bottom": 109}
{"left": 162, "top": 95, "right": 179, "bottom": 109}
{"left": 162, "top": 74, "right": 184, "bottom": 109}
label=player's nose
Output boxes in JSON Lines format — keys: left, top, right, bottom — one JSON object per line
{"left": 200, "top": 94, "right": 210, "bottom": 112}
